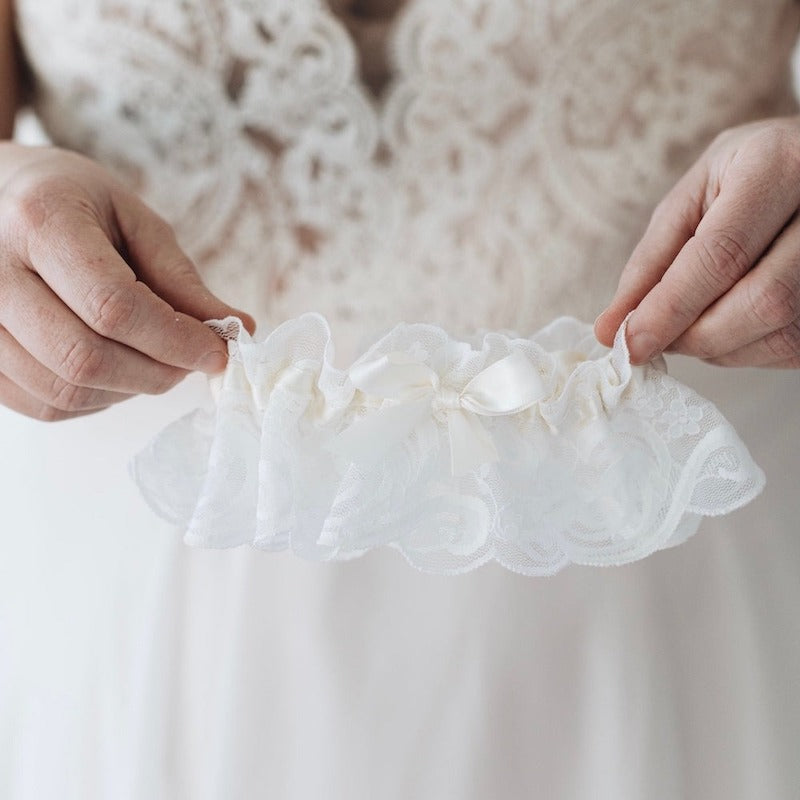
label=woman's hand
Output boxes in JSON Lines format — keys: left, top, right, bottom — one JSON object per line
{"left": 0, "top": 143, "right": 255, "bottom": 421}
{"left": 594, "top": 115, "right": 800, "bottom": 369}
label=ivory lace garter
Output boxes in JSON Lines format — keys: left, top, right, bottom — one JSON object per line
{"left": 130, "top": 312, "right": 765, "bottom": 576}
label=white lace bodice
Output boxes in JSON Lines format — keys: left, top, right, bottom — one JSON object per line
{"left": 14, "top": 0, "right": 800, "bottom": 365}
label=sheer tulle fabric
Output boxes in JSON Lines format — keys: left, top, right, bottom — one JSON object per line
{"left": 130, "top": 313, "right": 765, "bottom": 576}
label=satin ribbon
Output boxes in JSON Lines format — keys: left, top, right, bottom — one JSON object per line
{"left": 326, "top": 349, "right": 547, "bottom": 476}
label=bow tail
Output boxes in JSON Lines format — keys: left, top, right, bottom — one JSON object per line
{"left": 324, "top": 398, "right": 431, "bottom": 468}
{"left": 447, "top": 409, "right": 500, "bottom": 477}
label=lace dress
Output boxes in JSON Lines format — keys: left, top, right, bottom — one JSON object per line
{"left": 1, "top": 1, "right": 799, "bottom": 797}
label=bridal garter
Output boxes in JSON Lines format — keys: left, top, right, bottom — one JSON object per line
{"left": 130, "top": 312, "right": 765, "bottom": 576}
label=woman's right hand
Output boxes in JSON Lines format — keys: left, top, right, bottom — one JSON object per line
{"left": 0, "top": 143, "right": 255, "bottom": 421}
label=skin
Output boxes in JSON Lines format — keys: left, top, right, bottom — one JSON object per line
{"left": 0, "top": 0, "right": 15, "bottom": 137}
{"left": 328, "top": 0, "right": 406, "bottom": 18}
{"left": 595, "top": 116, "right": 800, "bottom": 370}
{"left": 0, "top": 0, "right": 255, "bottom": 422}
{"left": 327, "top": 0, "right": 408, "bottom": 97}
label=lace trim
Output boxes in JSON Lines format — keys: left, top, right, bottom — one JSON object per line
{"left": 130, "top": 313, "right": 765, "bottom": 576}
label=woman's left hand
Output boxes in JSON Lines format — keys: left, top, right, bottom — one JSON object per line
{"left": 594, "top": 115, "right": 800, "bottom": 369}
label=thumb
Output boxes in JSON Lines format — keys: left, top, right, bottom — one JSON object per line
{"left": 113, "top": 193, "right": 257, "bottom": 335}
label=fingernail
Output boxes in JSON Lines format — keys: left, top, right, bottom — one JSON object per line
{"left": 628, "top": 331, "right": 660, "bottom": 363}
{"left": 593, "top": 310, "right": 607, "bottom": 330}
{"left": 198, "top": 350, "right": 228, "bottom": 374}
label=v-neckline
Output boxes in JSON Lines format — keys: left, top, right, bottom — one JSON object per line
{"left": 320, "top": 0, "right": 414, "bottom": 103}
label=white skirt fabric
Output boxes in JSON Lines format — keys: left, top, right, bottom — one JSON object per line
{"left": 1, "top": 359, "right": 799, "bottom": 799}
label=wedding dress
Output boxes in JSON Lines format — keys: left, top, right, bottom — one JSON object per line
{"left": 2, "top": 1, "right": 799, "bottom": 798}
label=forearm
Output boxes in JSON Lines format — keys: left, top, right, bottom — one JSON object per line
{"left": 0, "top": 0, "right": 20, "bottom": 139}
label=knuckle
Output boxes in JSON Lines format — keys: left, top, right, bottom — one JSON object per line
{"left": 3, "top": 177, "right": 77, "bottom": 235}
{"left": 749, "top": 277, "right": 800, "bottom": 329}
{"left": 650, "top": 191, "right": 698, "bottom": 239}
{"left": 672, "top": 202, "right": 698, "bottom": 238}
{"left": 85, "top": 282, "right": 139, "bottom": 337}
{"left": 2, "top": 188, "right": 49, "bottom": 243}
{"left": 60, "top": 338, "right": 109, "bottom": 386}
{"left": 6, "top": 190, "right": 42, "bottom": 230}
{"left": 678, "top": 330, "right": 719, "bottom": 360}
{"left": 695, "top": 231, "right": 751, "bottom": 287}
{"left": 169, "top": 253, "right": 199, "bottom": 283}
{"left": 765, "top": 321, "right": 800, "bottom": 360}
{"left": 49, "top": 376, "right": 94, "bottom": 412}
{"left": 150, "top": 368, "right": 185, "bottom": 395}
{"left": 660, "top": 285, "right": 694, "bottom": 326}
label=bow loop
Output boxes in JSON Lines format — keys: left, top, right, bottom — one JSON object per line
{"left": 348, "top": 352, "right": 439, "bottom": 403}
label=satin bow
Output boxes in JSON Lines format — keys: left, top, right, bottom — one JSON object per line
{"left": 326, "top": 349, "right": 547, "bottom": 476}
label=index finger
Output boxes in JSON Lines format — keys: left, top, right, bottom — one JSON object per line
{"left": 594, "top": 159, "right": 708, "bottom": 347}
{"left": 26, "top": 211, "right": 228, "bottom": 373}
{"left": 624, "top": 167, "right": 799, "bottom": 364}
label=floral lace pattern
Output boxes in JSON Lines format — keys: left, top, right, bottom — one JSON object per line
{"left": 130, "top": 314, "right": 765, "bottom": 575}
{"left": 14, "top": 0, "right": 800, "bottom": 365}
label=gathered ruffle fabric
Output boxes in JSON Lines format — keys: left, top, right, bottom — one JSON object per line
{"left": 130, "top": 313, "right": 765, "bottom": 576}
